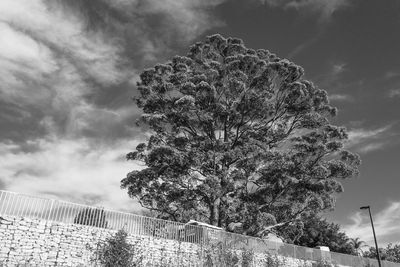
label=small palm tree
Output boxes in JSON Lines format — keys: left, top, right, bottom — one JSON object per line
{"left": 349, "top": 237, "right": 367, "bottom": 256}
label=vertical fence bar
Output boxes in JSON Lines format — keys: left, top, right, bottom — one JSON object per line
{"left": 125, "top": 213, "right": 129, "bottom": 231}
{"left": 24, "top": 196, "right": 32, "bottom": 218}
{"left": 108, "top": 211, "right": 113, "bottom": 229}
{"left": 14, "top": 194, "right": 21, "bottom": 217}
{"left": 138, "top": 215, "right": 142, "bottom": 236}
{"left": 38, "top": 198, "right": 45, "bottom": 219}
{"left": 0, "top": 191, "right": 6, "bottom": 215}
{"left": 94, "top": 207, "right": 99, "bottom": 228}
{"left": 46, "top": 199, "right": 55, "bottom": 221}
{"left": 59, "top": 202, "right": 65, "bottom": 222}
{"left": 4, "top": 193, "right": 14, "bottom": 215}
{"left": 17, "top": 195, "right": 25, "bottom": 217}
{"left": 126, "top": 214, "right": 132, "bottom": 233}
{"left": 118, "top": 212, "right": 123, "bottom": 230}
{"left": 132, "top": 214, "right": 137, "bottom": 234}
{"left": 25, "top": 196, "right": 32, "bottom": 218}
{"left": 66, "top": 203, "right": 73, "bottom": 224}
{"left": 0, "top": 191, "right": 5, "bottom": 215}
{"left": 26, "top": 196, "right": 33, "bottom": 218}
{"left": 113, "top": 211, "right": 118, "bottom": 229}
{"left": 108, "top": 210, "right": 113, "bottom": 229}
{"left": 121, "top": 212, "right": 126, "bottom": 230}
{"left": 71, "top": 204, "right": 76, "bottom": 224}
{"left": 4, "top": 193, "right": 12, "bottom": 215}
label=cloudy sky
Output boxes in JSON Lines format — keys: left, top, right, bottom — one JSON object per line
{"left": 1, "top": 0, "right": 399, "bottom": 247}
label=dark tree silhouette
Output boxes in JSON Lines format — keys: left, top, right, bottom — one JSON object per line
{"left": 282, "top": 213, "right": 355, "bottom": 254}
{"left": 121, "top": 34, "right": 361, "bottom": 237}
{"left": 74, "top": 207, "right": 108, "bottom": 228}
{"left": 349, "top": 237, "right": 367, "bottom": 256}
{"left": 364, "top": 243, "right": 400, "bottom": 263}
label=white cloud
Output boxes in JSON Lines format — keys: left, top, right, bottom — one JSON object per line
{"left": 347, "top": 126, "right": 390, "bottom": 143}
{"left": 103, "top": 0, "right": 225, "bottom": 63}
{"left": 343, "top": 202, "right": 400, "bottom": 247}
{"left": 287, "top": 35, "right": 320, "bottom": 59}
{"left": 0, "top": 0, "right": 225, "bottom": 214}
{"left": 140, "top": 0, "right": 225, "bottom": 41}
{"left": 0, "top": 22, "right": 56, "bottom": 105}
{"left": 329, "top": 94, "right": 353, "bottom": 102}
{"left": 346, "top": 125, "right": 394, "bottom": 154}
{"left": 388, "top": 89, "right": 400, "bottom": 98}
{"left": 358, "top": 143, "right": 385, "bottom": 153}
{"left": 0, "top": 0, "right": 224, "bottom": 132}
{"left": 0, "top": 0, "right": 130, "bottom": 138}
{"left": 331, "top": 63, "right": 347, "bottom": 76}
{"left": 0, "top": 0, "right": 125, "bottom": 86}
{"left": 0, "top": 137, "right": 144, "bottom": 212}
{"left": 384, "top": 71, "right": 400, "bottom": 79}
{"left": 262, "top": 0, "right": 351, "bottom": 22}
{"left": 314, "top": 61, "right": 348, "bottom": 89}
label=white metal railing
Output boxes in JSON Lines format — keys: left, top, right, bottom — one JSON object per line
{"left": 0, "top": 190, "right": 399, "bottom": 267}
{"left": 0, "top": 190, "right": 209, "bottom": 244}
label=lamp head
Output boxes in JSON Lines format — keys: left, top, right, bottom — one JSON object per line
{"left": 360, "top": 206, "right": 370, "bottom": 210}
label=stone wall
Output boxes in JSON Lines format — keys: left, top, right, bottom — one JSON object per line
{"left": 0, "top": 215, "right": 202, "bottom": 266}
{"left": 0, "top": 215, "right": 361, "bottom": 267}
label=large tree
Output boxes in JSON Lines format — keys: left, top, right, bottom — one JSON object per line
{"left": 121, "top": 34, "right": 360, "bottom": 236}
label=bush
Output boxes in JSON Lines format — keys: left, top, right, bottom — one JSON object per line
{"left": 262, "top": 253, "right": 286, "bottom": 267}
{"left": 91, "top": 229, "right": 142, "bottom": 267}
{"left": 312, "top": 260, "right": 339, "bottom": 267}
{"left": 203, "top": 242, "right": 240, "bottom": 267}
{"left": 242, "top": 249, "right": 255, "bottom": 267}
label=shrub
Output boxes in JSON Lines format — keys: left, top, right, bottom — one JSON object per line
{"left": 312, "top": 260, "right": 339, "bottom": 267}
{"left": 203, "top": 241, "right": 240, "bottom": 267}
{"left": 262, "top": 253, "right": 286, "bottom": 267}
{"left": 242, "top": 249, "right": 255, "bottom": 267}
{"left": 91, "top": 229, "right": 142, "bottom": 267}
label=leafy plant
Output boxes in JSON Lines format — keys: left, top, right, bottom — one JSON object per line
{"left": 91, "top": 229, "right": 142, "bottom": 267}
{"left": 262, "top": 253, "right": 285, "bottom": 267}
{"left": 364, "top": 243, "right": 400, "bottom": 263}
{"left": 241, "top": 249, "right": 255, "bottom": 267}
{"left": 312, "top": 259, "right": 338, "bottom": 267}
{"left": 203, "top": 241, "right": 240, "bottom": 267}
{"left": 285, "top": 213, "right": 355, "bottom": 255}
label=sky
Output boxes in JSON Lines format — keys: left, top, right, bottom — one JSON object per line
{"left": 0, "top": 0, "right": 399, "bottom": 248}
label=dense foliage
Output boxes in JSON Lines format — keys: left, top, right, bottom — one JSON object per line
{"left": 284, "top": 214, "right": 355, "bottom": 254}
{"left": 93, "top": 229, "right": 138, "bottom": 267}
{"left": 121, "top": 34, "right": 360, "bottom": 237}
{"left": 364, "top": 243, "right": 400, "bottom": 263}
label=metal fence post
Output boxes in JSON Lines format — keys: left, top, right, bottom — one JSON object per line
{"left": 47, "top": 199, "right": 55, "bottom": 221}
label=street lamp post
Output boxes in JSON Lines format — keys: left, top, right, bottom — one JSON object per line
{"left": 360, "top": 205, "right": 382, "bottom": 267}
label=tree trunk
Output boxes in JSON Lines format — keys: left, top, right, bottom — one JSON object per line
{"left": 218, "top": 196, "right": 227, "bottom": 228}
{"left": 209, "top": 198, "right": 220, "bottom": 226}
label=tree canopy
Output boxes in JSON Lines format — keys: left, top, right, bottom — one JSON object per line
{"left": 283, "top": 213, "right": 356, "bottom": 254}
{"left": 364, "top": 243, "right": 400, "bottom": 263}
{"left": 121, "top": 34, "right": 360, "bottom": 237}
